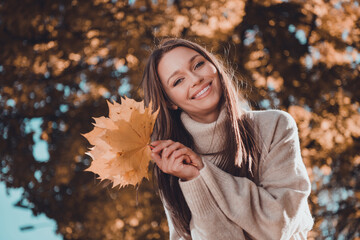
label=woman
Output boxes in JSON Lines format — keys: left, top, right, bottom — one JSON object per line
{"left": 141, "top": 38, "right": 313, "bottom": 240}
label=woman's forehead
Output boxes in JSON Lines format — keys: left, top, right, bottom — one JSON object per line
{"left": 162, "top": 47, "right": 199, "bottom": 62}
{"left": 158, "top": 47, "right": 200, "bottom": 77}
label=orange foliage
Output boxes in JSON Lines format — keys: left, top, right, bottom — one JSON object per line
{"left": 83, "top": 97, "right": 159, "bottom": 188}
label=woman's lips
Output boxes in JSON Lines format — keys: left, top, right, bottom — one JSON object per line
{"left": 192, "top": 82, "right": 212, "bottom": 99}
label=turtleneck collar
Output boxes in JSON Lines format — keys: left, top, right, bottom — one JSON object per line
{"left": 180, "top": 106, "right": 227, "bottom": 155}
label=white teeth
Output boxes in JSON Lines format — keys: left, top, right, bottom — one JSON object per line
{"left": 194, "top": 85, "right": 210, "bottom": 99}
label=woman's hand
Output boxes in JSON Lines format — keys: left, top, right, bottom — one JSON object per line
{"left": 150, "top": 140, "right": 204, "bottom": 181}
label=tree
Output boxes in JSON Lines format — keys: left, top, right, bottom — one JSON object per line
{"left": 1, "top": 0, "right": 359, "bottom": 239}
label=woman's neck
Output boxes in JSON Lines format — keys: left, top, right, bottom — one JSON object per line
{"left": 180, "top": 105, "right": 227, "bottom": 154}
{"left": 185, "top": 104, "right": 222, "bottom": 123}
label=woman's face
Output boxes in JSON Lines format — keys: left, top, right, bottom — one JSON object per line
{"left": 157, "top": 47, "right": 223, "bottom": 123}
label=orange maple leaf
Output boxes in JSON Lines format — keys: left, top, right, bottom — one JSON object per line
{"left": 83, "top": 97, "right": 159, "bottom": 188}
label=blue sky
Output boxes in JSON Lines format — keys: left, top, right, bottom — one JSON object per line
{"left": 0, "top": 117, "right": 61, "bottom": 240}
{"left": 0, "top": 182, "right": 61, "bottom": 240}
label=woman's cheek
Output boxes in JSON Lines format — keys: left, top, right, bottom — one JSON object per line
{"left": 208, "top": 64, "right": 217, "bottom": 74}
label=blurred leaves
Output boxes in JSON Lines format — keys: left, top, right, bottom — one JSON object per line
{"left": 0, "top": 0, "right": 359, "bottom": 239}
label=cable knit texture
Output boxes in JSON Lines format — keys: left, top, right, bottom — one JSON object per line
{"left": 180, "top": 105, "right": 227, "bottom": 155}
{"left": 164, "top": 108, "right": 314, "bottom": 240}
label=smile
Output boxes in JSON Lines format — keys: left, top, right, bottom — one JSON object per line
{"left": 192, "top": 83, "right": 212, "bottom": 99}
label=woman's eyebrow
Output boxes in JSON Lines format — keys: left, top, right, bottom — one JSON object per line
{"left": 166, "top": 54, "right": 201, "bottom": 85}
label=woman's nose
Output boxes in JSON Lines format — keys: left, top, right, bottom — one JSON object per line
{"left": 190, "top": 73, "right": 204, "bottom": 87}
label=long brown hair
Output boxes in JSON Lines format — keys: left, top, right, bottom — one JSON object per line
{"left": 141, "top": 38, "right": 260, "bottom": 239}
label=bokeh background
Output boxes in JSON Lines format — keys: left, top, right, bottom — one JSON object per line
{"left": 1, "top": 0, "right": 359, "bottom": 239}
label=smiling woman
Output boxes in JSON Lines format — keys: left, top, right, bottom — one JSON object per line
{"left": 157, "top": 47, "right": 222, "bottom": 123}
{"left": 141, "top": 38, "right": 313, "bottom": 240}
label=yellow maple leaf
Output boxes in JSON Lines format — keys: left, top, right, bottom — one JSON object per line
{"left": 83, "top": 97, "right": 159, "bottom": 188}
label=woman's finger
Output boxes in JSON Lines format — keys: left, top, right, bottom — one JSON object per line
{"left": 151, "top": 140, "right": 203, "bottom": 176}
{"left": 170, "top": 148, "right": 198, "bottom": 167}
{"left": 150, "top": 140, "right": 174, "bottom": 153}
{"left": 161, "top": 142, "right": 183, "bottom": 159}
{"left": 184, "top": 149, "right": 203, "bottom": 169}
{"left": 183, "top": 155, "right": 193, "bottom": 165}
{"left": 159, "top": 147, "right": 185, "bottom": 174}
{"left": 154, "top": 147, "right": 200, "bottom": 180}
{"left": 169, "top": 155, "right": 199, "bottom": 180}
{"left": 170, "top": 148, "right": 187, "bottom": 160}
{"left": 150, "top": 140, "right": 161, "bottom": 146}
{"left": 151, "top": 152, "right": 163, "bottom": 169}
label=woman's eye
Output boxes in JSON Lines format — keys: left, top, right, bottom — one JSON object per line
{"left": 173, "top": 78, "right": 184, "bottom": 87}
{"left": 194, "top": 61, "right": 205, "bottom": 70}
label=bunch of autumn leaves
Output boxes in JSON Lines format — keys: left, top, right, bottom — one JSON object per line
{"left": 83, "top": 97, "right": 159, "bottom": 188}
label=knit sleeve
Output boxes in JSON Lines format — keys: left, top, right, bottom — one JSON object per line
{"left": 163, "top": 195, "right": 246, "bottom": 240}
{"left": 179, "top": 111, "right": 314, "bottom": 240}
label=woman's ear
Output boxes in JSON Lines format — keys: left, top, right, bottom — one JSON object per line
{"left": 165, "top": 96, "right": 178, "bottom": 110}
{"left": 168, "top": 102, "right": 178, "bottom": 110}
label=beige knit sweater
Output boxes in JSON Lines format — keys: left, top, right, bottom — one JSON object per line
{"left": 164, "top": 108, "right": 314, "bottom": 240}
